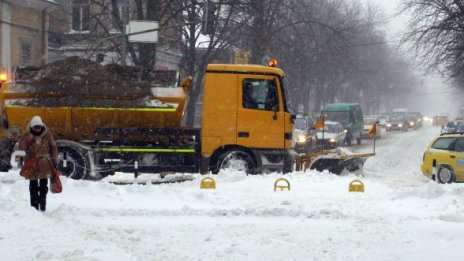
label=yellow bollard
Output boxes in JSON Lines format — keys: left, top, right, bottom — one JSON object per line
{"left": 274, "top": 178, "right": 291, "bottom": 191}
{"left": 200, "top": 177, "right": 216, "bottom": 189}
{"left": 349, "top": 179, "right": 364, "bottom": 192}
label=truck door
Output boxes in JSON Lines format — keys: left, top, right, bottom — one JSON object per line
{"left": 236, "top": 76, "right": 284, "bottom": 148}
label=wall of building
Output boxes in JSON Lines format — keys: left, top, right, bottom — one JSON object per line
{"left": 0, "top": 2, "right": 47, "bottom": 73}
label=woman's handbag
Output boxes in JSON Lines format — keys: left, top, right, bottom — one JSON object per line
{"left": 19, "top": 157, "right": 37, "bottom": 179}
{"left": 51, "top": 169, "right": 62, "bottom": 193}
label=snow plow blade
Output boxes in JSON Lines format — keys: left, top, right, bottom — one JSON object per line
{"left": 295, "top": 150, "right": 375, "bottom": 175}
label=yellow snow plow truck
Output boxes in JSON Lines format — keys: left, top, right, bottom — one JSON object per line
{"left": 0, "top": 57, "right": 294, "bottom": 179}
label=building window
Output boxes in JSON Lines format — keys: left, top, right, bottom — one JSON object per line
{"left": 112, "top": 4, "right": 127, "bottom": 30}
{"left": 72, "top": 0, "right": 90, "bottom": 32}
{"left": 20, "top": 40, "right": 32, "bottom": 67}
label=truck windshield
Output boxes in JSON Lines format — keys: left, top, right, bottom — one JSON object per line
{"left": 324, "top": 111, "right": 350, "bottom": 124}
{"left": 391, "top": 112, "right": 405, "bottom": 118}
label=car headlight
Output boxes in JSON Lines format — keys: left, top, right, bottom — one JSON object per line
{"left": 398, "top": 123, "right": 403, "bottom": 127}
{"left": 296, "top": 134, "right": 307, "bottom": 143}
{"left": 409, "top": 121, "right": 415, "bottom": 126}
{"left": 386, "top": 123, "right": 391, "bottom": 127}
{"left": 344, "top": 129, "right": 348, "bottom": 133}
{"left": 329, "top": 138, "right": 336, "bottom": 143}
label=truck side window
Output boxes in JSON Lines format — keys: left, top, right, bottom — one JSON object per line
{"left": 242, "top": 79, "right": 279, "bottom": 111}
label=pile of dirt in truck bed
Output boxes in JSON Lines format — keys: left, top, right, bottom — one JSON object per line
{"left": 5, "top": 97, "right": 174, "bottom": 108}
{"left": 9, "top": 57, "right": 178, "bottom": 107}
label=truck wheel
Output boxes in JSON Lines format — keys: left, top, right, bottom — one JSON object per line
{"left": 215, "top": 150, "right": 256, "bottom": 175}
{"left": 57, "top": 146, "right": 89, "bottom": 180}
{"left": 437, "top": 166, "right": 454, "bottom": 184}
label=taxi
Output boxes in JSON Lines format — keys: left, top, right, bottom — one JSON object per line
{"left": 421, "top": 133, "right": 464, "bottom": 183}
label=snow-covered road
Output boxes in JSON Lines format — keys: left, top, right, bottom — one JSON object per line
{"left": 2, "top": 125, "right": 464, "bottom": 261}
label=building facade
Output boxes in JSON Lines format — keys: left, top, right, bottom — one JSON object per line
{"left": 48, "top": 0, "right": 182, "bottom": 71}
{"left": 0, "top": 0, "right": 57, "bottom": 76}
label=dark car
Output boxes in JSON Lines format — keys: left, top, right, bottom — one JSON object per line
{"left": 293, "top": 116, "right": 317, "bottom": 154}
{"left": 407, "top": 115, "right": 419, "bottom": 130}
{"left": 386, "top": 115, "right": 408, "bottom": 132}
{"left": 408, "top": 112, "right": 423, "bottom": 127}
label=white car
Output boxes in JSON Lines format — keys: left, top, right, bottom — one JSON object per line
{"left": 316, "top": 121, "right": 346, "bottom": 148}
{"left": 378, "top": 115, "right": 389, "bottom": 128}
{"left": 362, "top": 116, "right": 381, "bottom": 139}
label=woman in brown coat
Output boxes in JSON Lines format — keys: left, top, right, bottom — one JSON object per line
{"left": 18, "top": 116, "right": 59, "bottom": 211}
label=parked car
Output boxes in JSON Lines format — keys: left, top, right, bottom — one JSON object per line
{"left": 407, "top": 115, "right": 419, "bottom": 130}
{"left": 322, "top": 103, "right": 363, "bottom": 146}
{"left": 433, "top": 115, "right": 449, "bottom": 126}
{"left": 421, "top": 133, "right": 464, "bottom": 183}
{"left": 362, "top": 116, "right": 381, "bottom": 139}
{"left": 386, "top": 115, "right": 408, "bottom": 132}
{"left": 315, "top": 121, "right": 346, "bottom": 149}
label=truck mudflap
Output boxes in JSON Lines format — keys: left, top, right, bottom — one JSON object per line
{"left": 295, "top": 150, "right": 375, "bottom": 175}
{"left": 0, "top": 139, "right": 15, "bottom": 171}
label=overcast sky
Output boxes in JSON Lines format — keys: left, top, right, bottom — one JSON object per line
{"left": 361, "top": 0, "right": 463, "bottom": 117}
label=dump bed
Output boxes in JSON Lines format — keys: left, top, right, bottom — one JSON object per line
{"left": 0, "top": 57, "right": 188, "bottom": 141}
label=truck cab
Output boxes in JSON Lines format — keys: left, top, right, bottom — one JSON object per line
{"left": 201, "top": 64, "right": 294, "bottom": 174}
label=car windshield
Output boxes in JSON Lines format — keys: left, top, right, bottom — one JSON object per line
{"left": 364, "top": 118, "right": 377, "bottom": 124}
{"left": 324, "top": 111, "right": 350, "bottom": 124}
{"left": 391, "top": 112, "right": 405, "bottom": 118}
{"left": 390, "top": 116, "right": 401, "bottom": 121}
{"left": 294, "top": 118, "right": 307, "bottom": 130}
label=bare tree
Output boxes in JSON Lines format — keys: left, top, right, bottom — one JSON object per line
{"left": 400, "top": 0, "right": 464, "bottom": 84}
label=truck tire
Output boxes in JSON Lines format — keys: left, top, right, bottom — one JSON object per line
{"left": 214, "top": 150, "right": 256, "bottom": 175}
{"left": 57, "top": 146, "right": 90, "bottom": 180}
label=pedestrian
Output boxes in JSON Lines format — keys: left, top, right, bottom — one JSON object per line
{"left": 18, "top": 116, "right": 59, "bottom": 211}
